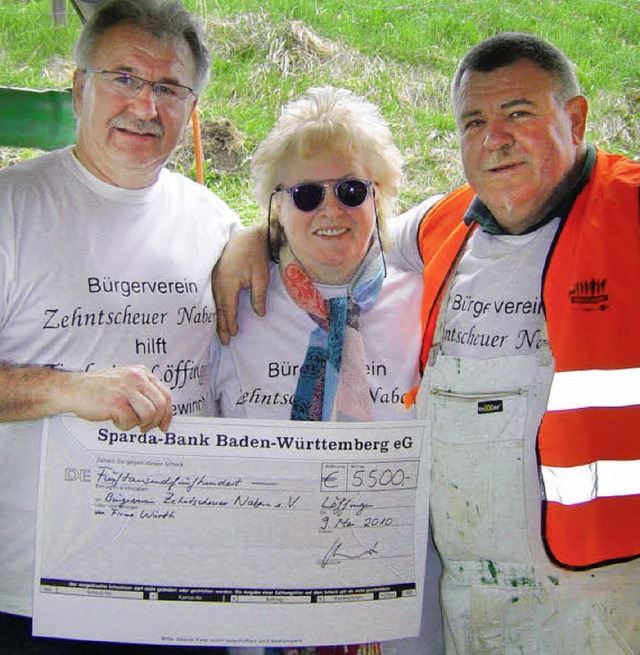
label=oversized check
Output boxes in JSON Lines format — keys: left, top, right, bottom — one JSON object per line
{"left": 33, "top": 415, "right": 430, "bottom": 647}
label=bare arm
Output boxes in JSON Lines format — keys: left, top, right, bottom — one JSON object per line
{"left": 0, "top": 362, "right": 172, "bottom": 432}
{"left": 211, "top": 224, "right": 271, "bottom": 345}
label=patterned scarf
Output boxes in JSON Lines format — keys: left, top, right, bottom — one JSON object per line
{"left": 270, "top": 243, "right": 385, "bottom": 655}
{"left": 281, "top": 243, "right": 385, "bottom": 423}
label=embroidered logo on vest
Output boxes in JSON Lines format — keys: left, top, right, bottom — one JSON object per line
{"left": 569, "top": 278, "right": 609, "bottom": 311}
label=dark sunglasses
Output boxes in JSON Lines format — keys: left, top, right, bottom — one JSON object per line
{"left": 276, "top": 178, "right": 373, "bottom": 212}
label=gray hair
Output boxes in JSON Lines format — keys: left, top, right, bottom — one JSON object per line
{"left": 251, "top": 86, "right": 403, "bottom": 249}
{"left": 74, "top": 0, "right": 211, "bottom": 94}
{"left": 452, "top": 32, "right": 582, "bottom": 108}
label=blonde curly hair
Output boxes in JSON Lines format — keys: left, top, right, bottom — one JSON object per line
{"left": 251, "top": 86, "right": 403, "bottom": 252}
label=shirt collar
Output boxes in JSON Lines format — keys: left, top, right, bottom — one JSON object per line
{"left": 463, "top": 144, "right": 597, "bottom": 234}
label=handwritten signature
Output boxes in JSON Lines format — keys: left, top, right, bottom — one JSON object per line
{"left": 319, "top": 538, "right": 379, "bottom": 568}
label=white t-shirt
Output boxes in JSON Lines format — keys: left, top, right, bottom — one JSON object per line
{"left": 390, "top": 200, "right": 559, "bottom": 359}
{"left": 440, "top": 219, "right": 559, "bottom": 358}
{"left": 211, "top": 262, "right": 423, "bottom": 420}
{"left": 0, "top": 146, "right": 240, "bottom": 615}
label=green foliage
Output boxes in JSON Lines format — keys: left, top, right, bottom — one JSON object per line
{"left": 1, "top": 0, "right": 638, "bottom": 222}
{"left": 0, "top": 1, "right": 81, "bottom": 88}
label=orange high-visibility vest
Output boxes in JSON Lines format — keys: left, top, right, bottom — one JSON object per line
{"left": 416, "top": 149, "right": 640, "bottom": 569}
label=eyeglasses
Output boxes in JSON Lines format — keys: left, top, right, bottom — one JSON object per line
{"left": 276, "top": 178, "right": 373, "bottom": 212}
{"left": 82, "top": 69, "right": 195, "bottom": 108}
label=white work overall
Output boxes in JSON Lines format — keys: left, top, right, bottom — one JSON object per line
{"left": 417, "top": 297, "right": 640, "bottom": 654}
{"left": 417, "top": 221, "right": 640, "bottom": 655}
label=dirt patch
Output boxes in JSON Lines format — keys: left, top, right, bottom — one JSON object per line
{"left": 168, "top": 116, "right": 246, "bottom": 174}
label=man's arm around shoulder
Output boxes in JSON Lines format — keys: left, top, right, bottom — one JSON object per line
{"left": 386, "top": 195, "right": 444, "bottom": 272}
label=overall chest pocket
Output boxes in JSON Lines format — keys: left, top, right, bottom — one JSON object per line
{"left": 426, "top": 386, "right": 531, "bottom": 562}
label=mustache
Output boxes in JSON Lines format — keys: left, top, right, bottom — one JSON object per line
{"left": 485, "top": 150, "right": 522, "bottom": 170}
{"left": 109, "top": 116, "right": 163, "bottom": 136}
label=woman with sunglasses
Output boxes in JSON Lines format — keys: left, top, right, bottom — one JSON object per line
{"left": 211, "top": 86, "right": 443, "bottom": 655}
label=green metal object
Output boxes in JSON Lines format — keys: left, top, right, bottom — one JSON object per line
{"left": 0, "top": 86, "right": 76, "bottom": 150}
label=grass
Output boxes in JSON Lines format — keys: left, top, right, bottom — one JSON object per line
{"left": 1, "top": 0, "right": 638, "bottom": 222}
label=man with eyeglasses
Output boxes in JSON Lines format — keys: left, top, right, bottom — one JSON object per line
{"left": 0, "top": 0, "right": 238, "bottom": 651}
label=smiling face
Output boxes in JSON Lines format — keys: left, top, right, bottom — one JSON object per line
{"left": 455, "top": 59, "right": 587, "bottom": 234}
{"left": 73, "top": 23, "right": 197, "bottom": 189}
{"left": 275, "top": 147, "right": 377, "bottom": 285}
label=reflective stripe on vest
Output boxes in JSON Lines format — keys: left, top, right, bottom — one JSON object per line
{"left": 542, "top": 459, "right": 640, "bottom": 505}
{"left": 547, "top": 367, "right": 640, "bottom": 410}
{"left": 543, "top": 369, "right": 640, "bottom": 506}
